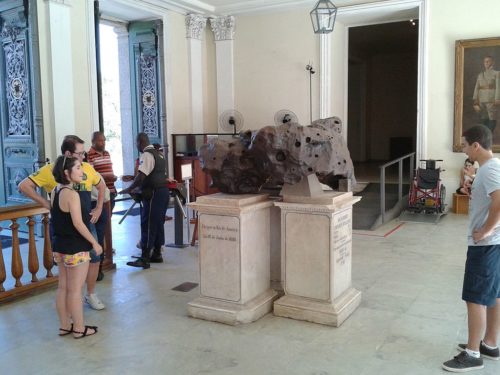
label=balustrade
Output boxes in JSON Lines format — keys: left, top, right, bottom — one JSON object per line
{"left": 0, "top": 203, "right": 54, "bottom": 303}
{"left": 0, "top": 201, "right": 115, "bottom": 304}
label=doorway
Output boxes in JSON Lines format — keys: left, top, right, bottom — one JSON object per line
{"left": 347, "top": 21, "right": 419, "bottom": 183}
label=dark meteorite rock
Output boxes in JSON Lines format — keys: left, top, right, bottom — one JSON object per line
{"left": 199, "top": 117, "right": 356, "bottom": 194}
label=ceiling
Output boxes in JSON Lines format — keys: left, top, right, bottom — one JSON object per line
{"left": 98, "top": 0, "right": 416, "bottom": 23}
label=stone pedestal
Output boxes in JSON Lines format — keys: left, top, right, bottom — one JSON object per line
{"left": 273, "top": 191, "right": 361, "bottom": 327}
{"left": 188, "top": 193, "right": 278, "bottom": 325}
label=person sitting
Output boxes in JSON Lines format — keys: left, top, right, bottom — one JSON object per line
{"left": 457, "top": 158, "right": 476, "bottom": 196}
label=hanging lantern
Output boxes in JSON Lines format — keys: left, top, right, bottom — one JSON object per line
{"left": 310, "top": 0, "right": 337, "bottom": 34}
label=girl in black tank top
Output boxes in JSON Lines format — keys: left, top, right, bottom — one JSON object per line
{"left": 50, "top": 155, "right": 102, "bottom": 339}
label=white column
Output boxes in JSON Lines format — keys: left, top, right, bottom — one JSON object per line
{"left": 319, "top": 33, "right": 332, "bottom": 119}
{"left": 44, "top": 0, "right": 75, "bottom": 143}
{"left": 186, "top": 14, "right": 207, "bottom": 134}
{"left": 114, "top": 25, "right": 134, "bottom": 177}
{"left": 210, "top": 16, "right": 235, "bottom": 132}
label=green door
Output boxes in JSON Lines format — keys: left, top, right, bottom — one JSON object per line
{"left": 129, "top": 21, "right": 164, "bottom": 154}
{"left": 0, "top": 0, "right": 44, "bottom": 207}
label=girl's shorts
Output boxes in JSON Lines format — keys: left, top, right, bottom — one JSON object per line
{"left": 53, "top": 251, "right": 91, "bottom": 268}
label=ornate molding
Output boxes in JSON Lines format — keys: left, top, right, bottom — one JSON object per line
{"left": 185, "top": 14, "right": 207, "bottom": 40}
{"left": 1, "top": 21, "right": 22, "bottom": 42}
{"left": 139, "top": 54, "right": 159, "bottom": 138}
{"left": 209, "top": 16, "right": 235, "bottom": 41}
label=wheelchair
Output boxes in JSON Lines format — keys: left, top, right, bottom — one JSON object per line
{"left": 407, "top": 159, "right": 446, "bottom": 213}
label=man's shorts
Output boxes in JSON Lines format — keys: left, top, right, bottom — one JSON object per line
{"left": 89, "top": 225, "right": 102, "bottom": 264}
{"left": 462, "top": 245, "right": 500, "bottom": 307}
{"left": 53, "top": 251, "right": 90, "bottom": 268}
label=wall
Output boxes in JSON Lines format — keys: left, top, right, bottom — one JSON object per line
{"left": 36, "top": 0, "right": 55, "bottom": 160}
{"left": 164, "top": 11, "right": 190, "bottom": 135}
{"left": 36, "top": 0, "right": 96, "bottom": 161}
{"left": 234, "top": 10, "right": 320, "bottom": 129}
{"left": 71, "top": 0, "right": 98, "bottom": 142}
{"left": 425, "top": 0, "right": 500, "bottom": 201}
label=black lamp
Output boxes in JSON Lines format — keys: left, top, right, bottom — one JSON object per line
{"left": 310, "top": 0, "right": 337, "bottom": 34}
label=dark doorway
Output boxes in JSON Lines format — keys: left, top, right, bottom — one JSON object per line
{"left": 348, "top": 21, "right": 418, "bottom": 183}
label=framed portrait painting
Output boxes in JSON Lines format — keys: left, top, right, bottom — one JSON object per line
{"left": 453, "top": 37, "right": 500, "bottom": 152}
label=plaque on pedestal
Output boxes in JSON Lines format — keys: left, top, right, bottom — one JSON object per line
{"left": 188, "top": 194, "right": 278, "bottom": 325}
{"left": 273, "top": 190, "right": 361, "bottom": 327}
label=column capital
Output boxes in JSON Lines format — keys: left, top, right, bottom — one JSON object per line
{"left": 210, "top": 16, "right": 235, "bottom": 41}
{"left": 185, "top": 14, "right": 207, "bottom": 40}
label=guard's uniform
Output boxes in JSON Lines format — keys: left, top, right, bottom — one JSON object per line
{"left": 137, "top": 145, "right": 169, "bottom": 261}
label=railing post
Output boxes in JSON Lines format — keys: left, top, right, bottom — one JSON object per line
{"left": 27, "top": 216, "right": 40, "bottom": 283}
{"left": 10, "top": 219, "right": 23, "bottom": 287}
{"left": 0, "top": 226, "right": 5, "bottom": 292}
{"left": 380, "top": 167, "right": 386, "bottom": 224}
{"left": 398, "top": 160, "right": 403, "bottom": 201}
{"left": 102, "top": 200, "right": 115, "bottom": 270}
{"left": 410, "top": 154, "right": 415, "bottom": 182}
{"left": 42, "top": 213, "right": 54, "bottom": 278}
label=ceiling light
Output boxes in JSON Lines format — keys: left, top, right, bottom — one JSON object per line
{"left": 310, "top": 0, "right": 337, "bottom": 34}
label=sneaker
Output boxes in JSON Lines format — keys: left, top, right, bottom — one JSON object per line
{"left": 85, "top": 294, "right": 105, "bottom": 310}
{"left": 442, "top": 351, "right": 483, "bottom": 372}
{"left": 457, "top": 342, "right": 500, "bottom": 360}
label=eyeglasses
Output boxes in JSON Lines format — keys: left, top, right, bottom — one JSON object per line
{"left": 73, "top": 151, "right": 86, "bottom": 157}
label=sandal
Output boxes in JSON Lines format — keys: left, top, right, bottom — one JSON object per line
{"left": 58, "top": 324, "right": 73, "bottom": 336}
{"left": 73, "top": 325, "right": 98, "bottom": 339}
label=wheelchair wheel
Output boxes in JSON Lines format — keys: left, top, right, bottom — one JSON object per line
{"left": 438, "top": 185, "right": 446, "bottom": 213}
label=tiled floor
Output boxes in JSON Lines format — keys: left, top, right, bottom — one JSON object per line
{"left": 0, "top": 200, "right": 498, "bottom": 375}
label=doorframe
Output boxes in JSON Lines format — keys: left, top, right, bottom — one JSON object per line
{"left": 88, "top": 0, "right": 173, "bottom": 173}
{"left": 338, "top": 0, "right": 427, "bottom": 162}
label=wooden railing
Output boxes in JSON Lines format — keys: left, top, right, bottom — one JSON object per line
{"left": 0, "top": 201, "right": 115, "bottom": 304}
{"left": 0, "top": 203, "right": 55, "bottom": 303}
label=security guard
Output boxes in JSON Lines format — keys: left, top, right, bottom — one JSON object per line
{"left": 119, "top": 132, "right": 169, "bottom": 269}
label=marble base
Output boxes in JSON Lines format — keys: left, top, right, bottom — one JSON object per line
{"left": 188, "top": 289, "right": 278, "bottom": 325}
{"left": 274, "top": 191, "right": 361, "bottom": 327}
{"left": 188, "top": 193, "right": 276, "bottom": 325}
{"left": 274, "top": 287, "right": 361, "bottom": 327}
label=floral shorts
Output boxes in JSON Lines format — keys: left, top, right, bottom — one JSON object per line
{"left": 53, "top": 251, "right": 91, "bottom": 268}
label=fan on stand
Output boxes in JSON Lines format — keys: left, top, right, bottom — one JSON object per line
{"left": 274, "top": 109, "right": 298, "bottom": 126}
{"left": 219, "top": 109, "right": 244, "bottom": 135}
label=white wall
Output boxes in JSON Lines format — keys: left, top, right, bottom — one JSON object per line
{"left": 37, "top": 0, "right": 97, "bottom": 161}
{"left": 425, "top": 0, "right": 500, "bottom": 202}
{"left": 165, "top": 11, "right": 191, "bottom": 135}
{"left": 234, "top": 10, "right": 320, "bottom": 129}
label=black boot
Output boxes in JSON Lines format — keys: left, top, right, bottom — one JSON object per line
{"left": 150, "top": 248, "right": 163, "bottom": 263}
{"left": 127, "top": 248, "right": 151, "bottom": 269}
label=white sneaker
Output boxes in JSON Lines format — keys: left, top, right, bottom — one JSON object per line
{"left": 85, "top": 294, "right": 105, "bottom": 310}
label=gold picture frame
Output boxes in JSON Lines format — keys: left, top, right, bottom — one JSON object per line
{"left": 453, "top": 37, "right": 500, "bottom": 152}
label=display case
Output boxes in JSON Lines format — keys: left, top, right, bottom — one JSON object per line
{"left": 172, "top": 134, "right": 234, "bottom": 199}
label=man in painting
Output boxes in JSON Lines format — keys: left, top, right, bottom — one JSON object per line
{"left": 473, "top": 55, "right": 500, "bottom": 133}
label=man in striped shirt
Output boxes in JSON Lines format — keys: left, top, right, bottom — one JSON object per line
{"left": 87, "top": 131, "right": 117, "bottom": 281}
{"left": 87, "top": 131, "right": 117, "bottom": 208}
